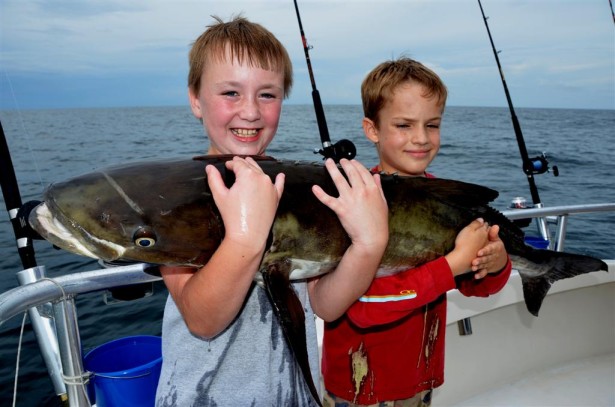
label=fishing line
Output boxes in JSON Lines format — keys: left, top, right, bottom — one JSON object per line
{"left": 1, "top": 70, "right": 46, "bottom": 192}
{"left": 11, "top": 312, "right": 28, "bottom": 407}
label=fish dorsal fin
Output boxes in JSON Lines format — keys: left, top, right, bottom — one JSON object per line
{"left": 388, "top": 175, "right": 500, "bottom": 208}
{"left": 192, "top": 155, "right": 278, "bottom": 188}
{"left": 399, "top": 177, "right": 526, "bottom": 241}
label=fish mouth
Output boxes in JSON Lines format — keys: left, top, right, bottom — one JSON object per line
{"left": 231, "top": 128, "right": 260, "bottom": 142}
{"left": 29, "top": 203, "right": 125, "bottom": 261}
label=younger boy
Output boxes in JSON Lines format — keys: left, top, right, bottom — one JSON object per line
{"left": 155, "top": 16, "right": 389, "bottom": 406}
{"left": 321, "top": 57, "right": 512, "bottom": 406}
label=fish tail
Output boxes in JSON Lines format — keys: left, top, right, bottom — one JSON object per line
{"left": 517, "top": 249, "right": 608, "bottom": 316}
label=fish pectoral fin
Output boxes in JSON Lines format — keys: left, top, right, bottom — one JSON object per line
{"left": 261, "top": 264, "right": 322, "bottom": 407}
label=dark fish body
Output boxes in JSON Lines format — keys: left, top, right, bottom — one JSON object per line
{"left": 29, "top": 155, "right": 607, "bottom": 406}
{"left": 31, "top": 155, "right": 607, "bottom": 309}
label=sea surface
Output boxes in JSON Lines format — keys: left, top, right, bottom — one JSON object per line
{"left": 0, "top": 105, "right": 613, "bottom": 406}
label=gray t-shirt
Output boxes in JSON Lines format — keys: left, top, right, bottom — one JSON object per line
{"left": 155, "top": 281, "right": 321, "bottom": 407}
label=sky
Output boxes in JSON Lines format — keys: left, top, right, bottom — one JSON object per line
{"left": 1, "top": 0, "right": 614, "bottom": 110}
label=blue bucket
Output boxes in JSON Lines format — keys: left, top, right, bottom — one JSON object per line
{"left": 525, "top": 236, "right": 550, "bottom": 249}
{"left": 83, "top": 335, "right": 162, "bottom": 407}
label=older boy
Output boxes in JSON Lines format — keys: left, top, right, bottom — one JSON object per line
{"left": 155, "top": 16, "right": 389, "bottom": 406}
{"left": 321, "top": 57, "right": 512, "bottom": 406}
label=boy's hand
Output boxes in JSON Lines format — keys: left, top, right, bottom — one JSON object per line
{"left": 312, "top": 158, "right": 389, "bottom": 252}
{"left": 471, "top": 224, "right": 509, "bottom": 279}
{"left": 308, "top": 158, "right": 389, "bottom": 321}
{"left": 445, "top": 218, "right": 489, "bottom": 277}
{"left": 206, "top": 156, "right": 284, "bottom": 250}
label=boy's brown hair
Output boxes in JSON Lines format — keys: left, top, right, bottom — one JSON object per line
{"left": 361, "top": 57, "right": 447, "bottom": 125}
{"left": 188, "top": 15, "right": 293, "bottom": 98}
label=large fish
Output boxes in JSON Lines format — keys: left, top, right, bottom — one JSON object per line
{"left": 29, "top": 155, "right": 607, "bottom": 405}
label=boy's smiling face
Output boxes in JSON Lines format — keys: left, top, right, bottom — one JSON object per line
{"left": 364, "top": 81, "right": 443, "bottom": 176}
{"left": 189, "top": 49, "right": 285, "bottom": 156}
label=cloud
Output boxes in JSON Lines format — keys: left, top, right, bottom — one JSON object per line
{"left": 1, "top": 0, "right": 613, "bottom": 109}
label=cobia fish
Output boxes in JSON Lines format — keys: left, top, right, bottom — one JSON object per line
{"left": 29, "top": 155, "right": 608, "bottom": 405}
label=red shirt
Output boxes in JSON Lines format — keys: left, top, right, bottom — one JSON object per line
{"left": 321, "top": 170, "right": 512, "bottom": 404}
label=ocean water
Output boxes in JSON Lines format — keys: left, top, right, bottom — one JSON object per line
{"left": 0, "top": 105, "right": 613, "bottom": 406}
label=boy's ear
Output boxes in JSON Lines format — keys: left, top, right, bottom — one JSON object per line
{"left": 363, "top": 118, "right": 379, "bottom": 143}
{"left": 188, "top": 87, "right": 203, "bottom": 119}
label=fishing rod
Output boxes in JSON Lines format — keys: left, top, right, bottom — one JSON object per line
{"left": 0, "top": 120, "right": 40, "bottom": 269}
{"left": 0, "top": 118, "right": 69, "bottom": 404}
{"left": 477, "top": 0, "right": 558, "bottom": 206}
{"left": 293, "top": 0, "right": 356, "bottom": 162}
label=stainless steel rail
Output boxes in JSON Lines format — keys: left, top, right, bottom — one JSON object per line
{"left": 502, "top": 202, "right": 615, "bottom": 251}
{"left": 0, "top": 263, "right": 160, "bottom": 323}
{"left": 502, "top": 203, "right": 615, "bottom": 220}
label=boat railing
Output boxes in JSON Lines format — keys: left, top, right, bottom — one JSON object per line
{"left": 502, "top": 202, "right": 615, "bottom": 252}
{"left": 1, "top": 202, "right": 614, "bottom": 407}
{"left": 1, "top": 263, "right": 161, "bottom": 406}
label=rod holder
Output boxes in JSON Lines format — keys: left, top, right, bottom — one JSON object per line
{"left": 458, "top": 318, "right": 473, "bottom": 336}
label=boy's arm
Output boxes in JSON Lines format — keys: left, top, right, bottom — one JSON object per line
{"left": 471, "top": 224, "right": 510, "bottom": 277}
{"left": 346, "top": 257, "right": 456, "bottom": 328}
{"left": 444, "top": 218, "right": 491, "bottom": 276}
{"left": 458, "top": 225, "right": 512, "bottom": 296}
{"left": 161, "top": 237, "right": 265, "bottom": 339}
{"left": 346, "top": 218, "right": 490, "bottom": 328}
{"left": 308, "top": 159, "right": 389, "bottom": 322}
{"left": 442, "top": 218, "right": 512, "bottom": 296}
{"left": 161, "top": 157, "right": 284, "bottom": 338}
{"left": 456, "top": 256, "right": 512, "bottom": 296}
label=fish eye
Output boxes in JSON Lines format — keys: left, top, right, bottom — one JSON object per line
{"left": 133, "top": 227, "right": 157, "bottom": 248}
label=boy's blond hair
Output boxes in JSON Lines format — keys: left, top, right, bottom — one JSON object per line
{"left": 361, "top": 57, "right": 447, "bottom": 125}
{"left": 188, "top": 15, "right": 293, "bottom": 98}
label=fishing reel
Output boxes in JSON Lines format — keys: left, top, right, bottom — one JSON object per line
{"left": 525, "top": 152, "right": 559, "bottom": 177}
{"left": 315, "top": 139, "right": 357, "bottom": 162}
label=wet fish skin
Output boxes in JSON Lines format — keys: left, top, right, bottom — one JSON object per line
{"left": 29, "top": 155, "right": 607, "bottom": 406}
{"left": 30, "top": 155, "right": 607, "bottom": 314}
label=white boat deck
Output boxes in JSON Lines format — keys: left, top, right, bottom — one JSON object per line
{"left": 448, "top": 352, "right": 614, "bottom": 407}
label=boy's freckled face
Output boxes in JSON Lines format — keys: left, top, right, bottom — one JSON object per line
{"left": 190, "top": 55, "right": 285, "bottom": 156}
{"left": 369, "top": 82, "right": 443, "bottom": 176}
